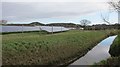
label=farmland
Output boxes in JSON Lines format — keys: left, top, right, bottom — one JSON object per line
{"left": 2, "top": 30, "right": 117, "bottom": 65}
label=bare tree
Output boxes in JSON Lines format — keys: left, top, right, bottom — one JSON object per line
{"left": 101, "top": 1, "right": 120, "bottom": 24}
{"left": 108, "top": 1, "right": 120, "bottom": 11}
{"left": 0, "top": 20, "right": 7, "bottom": 25}
{"left": 107, "top": 1, "right": 119, "bottom": 24}
{"left": 80, "top": 19, "right": 91, "bottom": 28}
{"left": 109, "top": 1, "right": 120, "bottom": 24}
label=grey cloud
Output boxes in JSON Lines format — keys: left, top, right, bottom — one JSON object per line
{"left": 2, "top": 2, "right": 108, "bottom": 22}
{"left": 1, "top": 0, "right": 109, "bottom": 2}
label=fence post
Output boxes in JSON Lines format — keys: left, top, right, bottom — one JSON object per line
{"left": 61, "top": 26, "right": 62, "bottom": 32}
{"left": 22, "top": 25, "right": 24, "bottom": 33}
{"left": 52, "top": 25, "right": 53, "bottom": 34}
{"left": 39, "top": 25, "right": 41, "bottom": 34}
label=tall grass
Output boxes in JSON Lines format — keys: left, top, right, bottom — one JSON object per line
{"left": 93, "top": 56, "right": 120, "bottom": 66}
{"left": 2, "top": 30, "right": 117, "bottom": 65}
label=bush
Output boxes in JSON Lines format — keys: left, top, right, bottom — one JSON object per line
{"left": 109, "top": 34, "right": 120, "bottom": 57}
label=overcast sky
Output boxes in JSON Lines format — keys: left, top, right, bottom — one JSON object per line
{"left": 1, "top": 0, "right": 118, "bottom": 25}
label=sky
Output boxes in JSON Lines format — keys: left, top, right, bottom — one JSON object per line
{"left": 1, "top": 0, "right": 119, "bottom": 25}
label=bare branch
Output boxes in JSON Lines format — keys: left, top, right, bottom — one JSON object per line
{"left": 101, "top": 13, "right": 110, "bottom": 25}
{"left": 108, "top": 1, "right": 120, "bottom": 11}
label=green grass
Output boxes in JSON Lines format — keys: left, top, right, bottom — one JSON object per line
{"left": 94, "top": 56, "right": 120, "bottom": 65}
{"left": 2, "top": 30, "right": 117, "bottom": 65}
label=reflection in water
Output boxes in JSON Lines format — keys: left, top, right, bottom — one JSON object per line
{"left": 70, "top": 35, "right": 117, "bottom": 65}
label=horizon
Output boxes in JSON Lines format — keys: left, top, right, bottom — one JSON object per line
{"left": 5, "top": 21, "right": 119, "bottom": 26}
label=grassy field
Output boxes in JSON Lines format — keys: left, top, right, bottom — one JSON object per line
{"left": 2, "top": 30, "right": 117, "bottom": 65}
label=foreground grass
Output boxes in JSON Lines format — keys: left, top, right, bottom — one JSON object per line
{"left": 93, "top": 56, "right": 120, "bottom": 66}
{"left": 2, "top": 30, "right": 117, "bottom": 65}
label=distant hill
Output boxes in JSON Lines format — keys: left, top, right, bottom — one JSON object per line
{"left": 3, "top": 22, "right": 45, "bottom": 26}
{"left": 4, "top": 24, "right": 33, "bottom": 26}
{"left": 30, "top": 22, "right": 45, "bottom": 26}
{"left": 3, "top": 22, "right": 81, "bottom": 28}
{"left": 46, "top": 23, "right": 81, "bottom": 28}
{"left": 86, "top": 24, "right": 120, "bottom": 30}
